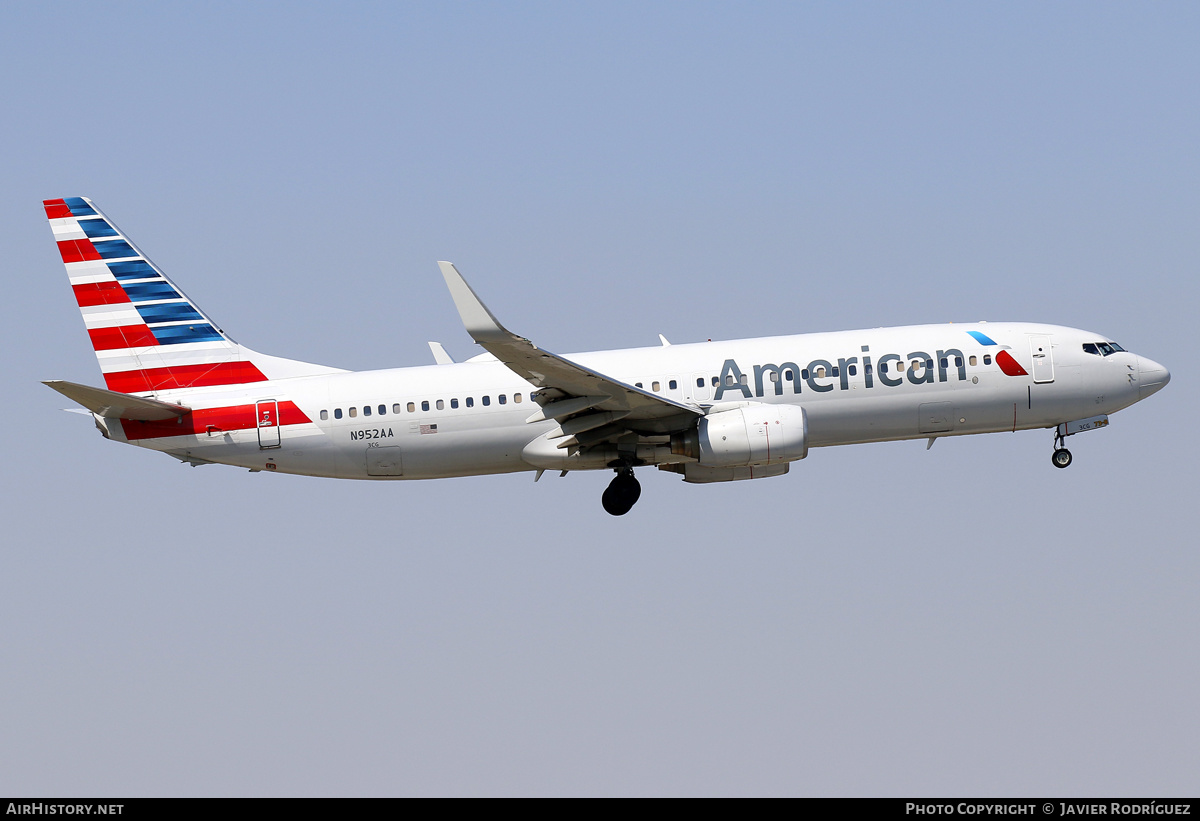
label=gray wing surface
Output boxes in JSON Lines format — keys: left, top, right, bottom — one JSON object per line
{"left": 438, "top": 262, "right": 701, "bottom": 445}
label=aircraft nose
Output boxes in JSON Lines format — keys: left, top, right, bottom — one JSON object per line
{"left": 1137, "top": 356, "right": 1171, "bottom": 399}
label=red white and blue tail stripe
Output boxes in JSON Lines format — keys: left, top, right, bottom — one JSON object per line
{"left": 45, "top": 197, "right": 340, "bottom": 395}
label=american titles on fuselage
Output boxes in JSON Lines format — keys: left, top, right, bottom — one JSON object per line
{"left": 714, "top": 346, "right": 974, "bottom": 401}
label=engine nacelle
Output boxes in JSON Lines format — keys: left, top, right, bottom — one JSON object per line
{"left": 672, "top": 403, "right": 808, "bottom": 468}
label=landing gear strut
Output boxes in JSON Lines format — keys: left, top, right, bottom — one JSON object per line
{"left": 602, "top": 467, "right": 641, "bottom": 516}
{"left": 1051, "top": 432, "right": 1072, "bottom": 469}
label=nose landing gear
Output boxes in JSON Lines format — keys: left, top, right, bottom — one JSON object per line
{"left": 602, "top": 467, "right": 641, "bottom": 516}
{"left": 1051, "top": 432, "right": 1072, "bottom": 469}
{"left": 1048, "top": 414, "right": 1111, "bottom": 469}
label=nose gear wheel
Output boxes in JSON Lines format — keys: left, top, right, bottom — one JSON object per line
{"left": 1051, "top": 432, "right": 1072, "bottom": 468}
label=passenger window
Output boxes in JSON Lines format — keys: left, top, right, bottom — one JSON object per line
{"left": 848, "top": 365, "right": 857, "bottom": 376}
{"left": 669, "top": 379, "right": 677, "bottom": 390}
{"left": 926, "top": 360, "right": 933, "bottom": 370}
{"left": 784, "top": 369, "right": 793, "bottom": 379}
{"left": 334, "top": 408, "right": 342, "bottom": 419}
{"left": 436, "top": 399, "right": 444, "bottom": 410}
{"left": 514, "top": 393, "right": 522, "bottom": 403}
{"left": 636, "top": 382, "right": 643, "bottom": 388}
{"left": 466, "top": 397, "right": 474, "bottom": 408}
{"left": 407, "top": 402, "right": 415, "bottom": 413}
{"left": 880, "top": 363, "right": 888, "bottom": 374}
{"left": 499, "top": 395, "right": 506, "bottom": 405}
{"left": 363, "top": 405, "right": 372, "bottom": 416}
{"left": 451, "top": 398, "right": 459, "bottom": 409}
{"left": 696, "top": 377, "right": 704, "bottom": 388}
{"left": 482, "top": 396, "right": 490, "bottom": 406}
{"left": 711, "top": 376, "right": 719, "bottom": 387}
{"left": 939, "top": 358, "right": 948, "bottom": 369}
{"left": 740, "top": 374, "right": 748, "bottom": 385}
{"left": 349, "top": 407, "right": 357, "bottom": 418}
{"left": 393, "top": 403, "right": 402, "bottom": 414}
{"left": 379, "top": 404, "right": 386, "bottom": 415}
{"left": 831, "top": 367, "right": 839, "bottom": 378}
{"left": 802, "top": 369, "right": 810, "bottom": 379}
{"left": 320, "top": 410, "right": 329, "bottom": 421}
{"left": 421, "top": 400, "right": 429, "bottom": 412}
{"left": 815, "top": 367, "right": 826, "bottom": 378}
{"left": 983, "top": 355, "right": 992, "bottom": 365}
{"left": 968, "top": 356, "right": 977, "bottom": 366}
{"left": 652, "top": 381, "right": 660, "bottom": 392}
{"left": 955, "top": 356, "right": 963, "bottom": 367}
{"left": 770, "top": 372, "right": 780, "bottom": 383}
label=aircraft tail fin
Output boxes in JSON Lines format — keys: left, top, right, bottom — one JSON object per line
{"left": 44, "top": 197, "right": 343, "bottom": 394}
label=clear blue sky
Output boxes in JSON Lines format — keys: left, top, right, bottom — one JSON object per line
{"left": 2, "top": 1, "right": 1197, "bottom": 795}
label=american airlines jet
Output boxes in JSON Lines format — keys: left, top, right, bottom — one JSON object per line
{"left": 44, "top": 197, "right": 1171, "bottom": 515}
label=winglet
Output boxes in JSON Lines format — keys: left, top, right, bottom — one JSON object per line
{"left": 438, "top": 261, "right": 513, "bottom": 344}
{"left": 427, "top": 341, "right": 455, "bottom": 365}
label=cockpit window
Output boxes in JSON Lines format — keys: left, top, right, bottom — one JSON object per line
{"left": 1083, "top": 343, "right": 1100, "bottom": 355}
{"left": 1085, "top": 341, "right": 1126, "bottom": 357}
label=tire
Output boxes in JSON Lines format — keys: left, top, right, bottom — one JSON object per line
{"left": 602, "top": 473, "right": 641, "bottom": 515}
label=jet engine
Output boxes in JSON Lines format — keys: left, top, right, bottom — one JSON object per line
{"left": 671, "top": 403, "right": 808, "bottom": 468}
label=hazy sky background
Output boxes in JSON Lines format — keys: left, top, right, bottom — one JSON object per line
{"left": 1, "top": 2, "right": 1197, "bottom": 796}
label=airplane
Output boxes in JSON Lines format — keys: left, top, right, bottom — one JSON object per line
{"left": 43, "top": 196, "right": 1171, "bottom": 515}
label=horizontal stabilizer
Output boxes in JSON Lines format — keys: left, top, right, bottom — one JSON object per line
{"left": 43, "top": 380, "right": 190, "bottom": 421}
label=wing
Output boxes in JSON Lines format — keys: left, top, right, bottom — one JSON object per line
{"left": 438, "top": 262, "right": 701, "bottom": 448}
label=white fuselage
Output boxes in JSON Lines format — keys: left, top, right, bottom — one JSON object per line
{"left": 99, "top": 321, "right": 1165, "bottom": 480}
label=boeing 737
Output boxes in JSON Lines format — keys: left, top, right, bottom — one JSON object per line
{"left": 43, "top": 197, "right": 1171, "bottom": 515}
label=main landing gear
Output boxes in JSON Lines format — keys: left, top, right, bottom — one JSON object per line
{"left": 1051, "top": 432, "right": 1072, "bottom": 469}
{"left": 602, "top": 467, "right": 641, "bottom": 516}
